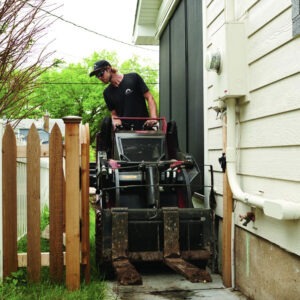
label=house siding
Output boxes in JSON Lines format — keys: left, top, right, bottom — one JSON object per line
{"left": 204, "top": 0, "right": 300, "bottom": 298}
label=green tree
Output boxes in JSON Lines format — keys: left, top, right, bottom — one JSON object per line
{"left": 0, "top": 0, "right": 56, "bottom": 120}
{"left": 30, "top": 50, "right": 159, "bottom": 144}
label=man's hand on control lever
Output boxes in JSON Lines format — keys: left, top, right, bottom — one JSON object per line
{"left": 144, "top": 119, "right": 158, "bottom": 128}
{"left": 112, "top": 118, "right": 122, "bottom": 129}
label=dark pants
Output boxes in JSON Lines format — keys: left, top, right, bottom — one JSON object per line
{"left": 96, "top": 117, "right": 113, "bottom": 158}
{"left": 166, "top": 121, "right": 180, "bottom": 159}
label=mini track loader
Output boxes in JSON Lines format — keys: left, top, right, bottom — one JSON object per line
{"left": 90, "top": 117, "right": 215, "bottom": 285}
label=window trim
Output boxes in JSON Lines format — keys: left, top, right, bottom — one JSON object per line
{"left": 292, "top": 0, "right": 300, "bottom": 37}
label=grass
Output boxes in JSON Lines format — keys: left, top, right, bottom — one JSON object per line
{"left": 0, "top": 206, "right": 113, "bottom": 300}
{"left": 90, "top": 146, "right": 96, "bottom": 163}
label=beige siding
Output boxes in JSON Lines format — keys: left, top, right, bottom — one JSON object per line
{"left": 249, "top": 40, "right": 300, "bottom": 90}
{"left": 247, "top": 8, "right": 292, "bottom": 63}
{"left": 204, "top": 0, "right": 300, "bottom": 256}
{"left": 207, "top": 12, "right": 225, "bottom": 41}
{"left": 240, "top": 74, "right": 300, "bottom": 121}
{"left": 207, "top": 149, "right": 223, "bottom": 170}
{"left": 207, "top": 127, "right": 223, "bottom": 149}
{"left": 239, "top": 147, "right": 300, "bottom": 181}
{"left": 206, "top": 0, "right": 224, "bottom": 27}
{"left": 239, "top": 111, "right": 300, "bottom": 147}
{"left": 246, "top": 0, "right": 291, "bottom": 36}
{"left": 207, "top": 109, "right": 223, "bottom": 129}
{"left": 239, "top": 176, "right": 300, "bottom": 204}
{"left": 235, "top": 0, "right": 259, "bottom": 20}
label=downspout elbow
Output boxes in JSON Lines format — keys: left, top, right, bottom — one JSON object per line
{"left": 226, "top": 160, "right": 264, "bottom": 208}
{"left": 227, "top": 159, "right": 300, "bottom": 220}
{"left": 225, "top": 98, "right": 300, "bottom": 220}
{"left": 264, "top": 200, "right": 300, "bottom": 220}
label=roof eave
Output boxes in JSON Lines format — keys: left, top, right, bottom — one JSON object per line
{"left": 132, "top": 0, "right": 180, "bottom": 45}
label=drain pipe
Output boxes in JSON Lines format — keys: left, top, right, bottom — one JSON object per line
{"left": 225, "top": 97, "right": 300, "bottom": 220}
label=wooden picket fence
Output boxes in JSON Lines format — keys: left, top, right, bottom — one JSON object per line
{"left": 2, "top": 116, "right": 90, "bottom": 290}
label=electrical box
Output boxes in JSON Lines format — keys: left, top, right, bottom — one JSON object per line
{"left": 206, "top": 22, "right": 247, "bottom": 101}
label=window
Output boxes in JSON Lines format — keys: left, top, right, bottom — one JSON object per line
{"left": 15, "top": 128, "right": 50, "bottom": 144}
{"left": 292, "top": 0, "right": 300, "bottom": 37}
{"left": 116, "top": 135, "right": 165, "bottom": 162}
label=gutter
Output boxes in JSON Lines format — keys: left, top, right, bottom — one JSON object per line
{"left": 155, "top": 0, "right": 181, "bottom": 39}
{"left": 225, "top": 97, "right": 300, "bottom": 220}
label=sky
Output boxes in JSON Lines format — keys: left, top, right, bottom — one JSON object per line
{"left": 47, "top": 0, "right": 159, "bottom": 65}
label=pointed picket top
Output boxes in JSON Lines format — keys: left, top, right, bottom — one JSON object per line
{"left": 27, "top": 123, "right": 40, "bottom": 145}
{"left": 3, "top": 124, "right": 16, "bottom": 145}
{"left": 50, "top": 123, "right": 62, "bottom": 137}
{"left": 2, "top": 123, "right": 18, "bottom": 278}
{"left": 50, "top": 123, "right": 63, "bottom": 150}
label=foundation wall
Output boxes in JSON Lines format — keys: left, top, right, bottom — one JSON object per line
{"left": 234, "top": 227, "right": 300, "bottom": 300}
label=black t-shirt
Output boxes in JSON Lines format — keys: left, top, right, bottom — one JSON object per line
{"left": 103, "top": 73, "right": 149, "bottom": 118}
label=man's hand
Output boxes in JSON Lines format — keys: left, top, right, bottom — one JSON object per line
{"left": 144, "top": 119, "right": 158, "bottom": 128}
{"left": 112, "top": 118, "right": 122, "bottom": 129}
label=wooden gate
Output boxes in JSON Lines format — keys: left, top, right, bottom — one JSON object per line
{"left": 2, "top": 116, "right": 90, "bottom": 290}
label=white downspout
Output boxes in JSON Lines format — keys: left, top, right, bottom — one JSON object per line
{"left": 226, "top": 98, "right": 300, "bottom": 220}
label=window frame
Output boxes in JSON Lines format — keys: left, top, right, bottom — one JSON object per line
{"left": 292, "top": 0, "right": 300, "bottom": 37}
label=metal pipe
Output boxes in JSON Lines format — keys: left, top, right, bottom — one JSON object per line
{"left": 231, "top": 211, "right": 235, "bottom": 289}
{"left": 146, "top": 166, "right": 160, "bottom": 208}
{"left": 225, "top": 98, "right": 300, "bottom": 220}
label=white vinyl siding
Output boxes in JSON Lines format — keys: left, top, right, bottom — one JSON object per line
{"left": 204, "top": 0, "right": 300, "bottom": 255}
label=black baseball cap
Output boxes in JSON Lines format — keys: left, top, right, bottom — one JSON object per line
{"left": 89, "top": 60, "right": 111, "bottom": 77}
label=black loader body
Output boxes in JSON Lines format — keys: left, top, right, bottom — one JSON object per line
{"left": 90, "top": 117, "right": 215, "bottom": 285}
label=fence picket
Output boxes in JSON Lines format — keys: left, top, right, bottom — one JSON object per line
{"left": 49, "top": 124, "right": 64, "bottom": 283}
{"left": 27, "top": 124, "right": 41, "bottom": 282}
{"left": 81, "top": 123, "right": 90, "bottom": 283}
{"left": 2, "top": 125, "right": 17, "bottom": 278}
{"left": 1, "top": 117, "right": 90, "bottom": 290}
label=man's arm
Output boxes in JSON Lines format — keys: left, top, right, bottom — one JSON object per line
{"left": 111, "top": 109, "right": 122, "bottom": 128}
{"left": 144, "top": 90, "right": 157, "bottom": 119}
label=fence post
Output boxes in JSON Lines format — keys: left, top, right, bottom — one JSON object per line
{"left": 63, "top": 116, "right": 82, "bottom": 291}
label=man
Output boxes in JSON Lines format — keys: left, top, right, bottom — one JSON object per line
{"left": 89, "top": 60, "right": 158, "bottom": 129}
